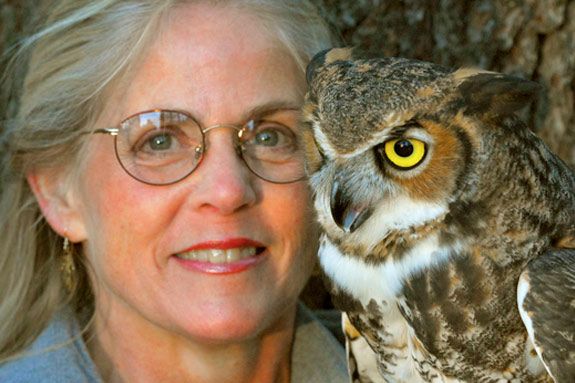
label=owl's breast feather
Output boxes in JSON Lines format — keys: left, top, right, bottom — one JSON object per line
{"left": 318, "top": 232, "right": 457, "bottom": 306}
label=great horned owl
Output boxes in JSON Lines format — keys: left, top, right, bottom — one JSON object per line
{"left": 302, "top": 48, "right": 575, "bottom": 383}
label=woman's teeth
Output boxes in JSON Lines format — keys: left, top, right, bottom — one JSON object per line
{"left": 176, "top": 247, "right": 258, "bottom": 263}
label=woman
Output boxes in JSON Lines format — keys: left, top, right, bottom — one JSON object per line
{"left": 0, "top": 1, "right": 347, "bottom": 381}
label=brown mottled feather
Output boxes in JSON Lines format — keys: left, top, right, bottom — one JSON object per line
{"left": 520, "top": 248, "right": 575, "bottom": 383}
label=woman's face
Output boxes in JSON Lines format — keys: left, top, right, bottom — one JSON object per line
{"left": 68, "top": 4, "right": 317, "bottom": 342}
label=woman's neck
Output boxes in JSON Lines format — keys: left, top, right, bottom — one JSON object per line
{"left": 85, "top": 302, "right": 297, "bottom": 383}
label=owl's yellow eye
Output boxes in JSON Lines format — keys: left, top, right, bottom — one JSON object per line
{"left": 383, "top": 138, "right": 426, "bottom": 169}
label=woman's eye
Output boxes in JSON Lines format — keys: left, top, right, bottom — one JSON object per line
{"left": 132, "top": 127, "right": 187, "bottom": 156}
{"left": 145, "top": 132, "right": 174, "bottom": 151}
{"left": 246, "top": 122, "right": 296, "bottom": 149}
{"left": 381, "top": 138, "right": 426, "bottom": 169}
{"left": 254, "top": 129, "right": 280, "bottom": 147}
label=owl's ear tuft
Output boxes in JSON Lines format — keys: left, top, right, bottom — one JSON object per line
{"left": 323, "top": 47, "right": 354, "bottom": 64}
{"left": 455, "top": 71, "right": 542, "bottom": 117}
{"left": 306, "top": 47, "right": 354, "bottom": 85}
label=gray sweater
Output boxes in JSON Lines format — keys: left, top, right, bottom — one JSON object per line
{"left": 0, "top": 304, "right": 348, "bottom": 382}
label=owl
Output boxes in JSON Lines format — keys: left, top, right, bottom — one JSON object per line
{"left": 302, "top": 47, "right": 575, "bottom": 383}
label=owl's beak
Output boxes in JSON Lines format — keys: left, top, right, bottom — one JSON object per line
{"left": 330, "top": 180, "right": 372, "bottom": 233}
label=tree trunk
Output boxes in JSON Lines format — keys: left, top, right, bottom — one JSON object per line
{"left": 1, "top": 0, "right": 48, "bottom": 118}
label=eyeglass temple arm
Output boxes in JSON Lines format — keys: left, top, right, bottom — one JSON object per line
{"left": 92, "top": 128, "right": 119, "bottom": 136}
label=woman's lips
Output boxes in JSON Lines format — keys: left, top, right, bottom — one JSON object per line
{"left": 173, "top": 238, "right": 266, "bottom": 274}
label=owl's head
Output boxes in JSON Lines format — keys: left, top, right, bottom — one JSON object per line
{"left": 302, "top": 48, "right": 541, "bottom": 252}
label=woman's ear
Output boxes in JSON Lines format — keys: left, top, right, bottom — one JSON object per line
{"left": 27, "top": 170, "right": 87, "bottom": 242}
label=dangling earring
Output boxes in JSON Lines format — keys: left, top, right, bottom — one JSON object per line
{"left": 61, "top": 237, "right": 76, "bottom": 292}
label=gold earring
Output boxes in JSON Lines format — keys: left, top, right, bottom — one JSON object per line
{"left": 62, "top": 237, "right": 76, "bottom": 292}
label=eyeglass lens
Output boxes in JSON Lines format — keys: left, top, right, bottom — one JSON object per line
{"left": 113, "top": 110, "right": 306, "bottom": 185}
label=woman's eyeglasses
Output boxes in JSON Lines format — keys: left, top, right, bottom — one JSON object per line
{"left": 92, "top": 109, "right": 306, "bottom": 185}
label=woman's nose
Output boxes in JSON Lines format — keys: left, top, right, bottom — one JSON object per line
{"left": 188, "top": 129, "right": 257, "bottom": 215}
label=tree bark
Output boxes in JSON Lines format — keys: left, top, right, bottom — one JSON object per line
{"left": 1, "top": 0, "right": 48, "bottom": 119}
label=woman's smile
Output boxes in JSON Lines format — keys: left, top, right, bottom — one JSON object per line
{"left": 173, "top": 238, "right": 267, "bottom": 274}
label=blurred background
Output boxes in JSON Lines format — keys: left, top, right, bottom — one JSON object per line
{"left": 1, "top": 0, "right": 574, "bottom": 309}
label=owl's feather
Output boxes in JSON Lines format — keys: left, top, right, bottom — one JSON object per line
{"left": 343, "top": 312, "right": 381, "bottom": 383}
{"left": 304, "top": 48, "right": 575, "bottom": 382}
{"left": 518, "top": 248, "right": 575, "bottom": 381}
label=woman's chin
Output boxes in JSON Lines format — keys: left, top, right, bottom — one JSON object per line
{"left": 170, "top": 301, "right": 295, "bottom": 344}
{"left": 178, "top": 313, "right": 273, "bottom": 343}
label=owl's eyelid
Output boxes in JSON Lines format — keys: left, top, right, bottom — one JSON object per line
{"left": 387, "top": 121, "right": 421, "bottom": 137}
{"left": 386, "top": 123, "right": 432, "bottom": 145}
{"left": 403, "top": 119, "right": 420, "bottom": 127}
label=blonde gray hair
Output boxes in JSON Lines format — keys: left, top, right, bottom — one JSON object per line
{"left": 0, "top": 0, "right": 335, "bottom": 361}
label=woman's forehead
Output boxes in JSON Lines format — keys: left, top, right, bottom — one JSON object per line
{"left": 158, "top": 3, "right": 281, "bottom": 57}
{"left": 100, "top": 8, "right": 305, "bottom": 128}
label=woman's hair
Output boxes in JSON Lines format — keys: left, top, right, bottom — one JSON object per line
{"left": 0, "top": 0, "right": 335, "bottom": 361}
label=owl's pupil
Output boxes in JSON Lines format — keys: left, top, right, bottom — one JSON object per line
{"left": 394, "top": 140, "right": 414, "bottom": 157}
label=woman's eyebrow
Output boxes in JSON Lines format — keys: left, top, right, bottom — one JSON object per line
{"left": 242, "top": 101, "right": 301, "bottom": 120}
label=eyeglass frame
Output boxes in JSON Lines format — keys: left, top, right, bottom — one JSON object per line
{"left": 91, "top": 108, "right": 307, "bottom": 186}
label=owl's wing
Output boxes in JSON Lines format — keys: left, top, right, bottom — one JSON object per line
{"left": 342, "top": 312, "right": 381, "bottom": 383}
{"left": 517, "top": 248, "right": 575, "bottom": 383}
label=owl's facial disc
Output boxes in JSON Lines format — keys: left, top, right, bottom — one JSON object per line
{"left": 330, "top": 179, "right": 373, "bottom": 232}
